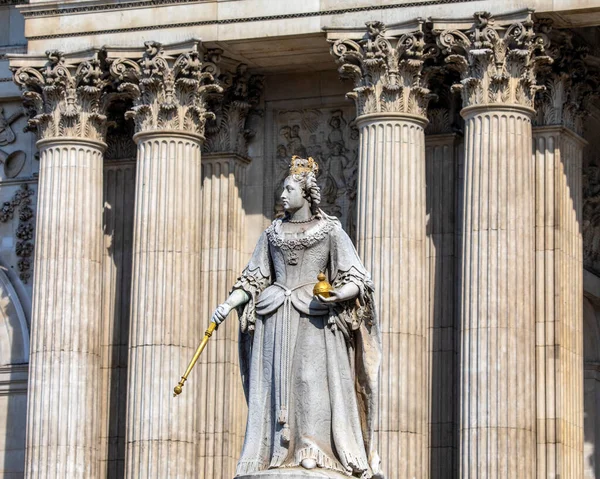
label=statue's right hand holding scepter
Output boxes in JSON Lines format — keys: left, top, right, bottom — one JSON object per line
{"left": 211, "top": 289, "right": 250, "bottom": 325}
{"left": 173, "top": 289, "right": 250, "bottom": 396}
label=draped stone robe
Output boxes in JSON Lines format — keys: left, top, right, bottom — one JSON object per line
{"left": 233, "top": 213, "right": 382, "bottom": 478}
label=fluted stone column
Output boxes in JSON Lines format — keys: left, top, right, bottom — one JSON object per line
{"left": 100, "top": 157, "right": 136, "bottom": 478}
{"left": 533, "top": 67, "right": 589, "bottom": 478}
{"left": 425, "top": 131, "right": 461, "bottom": 478}
{"left": 108, "top": 42, "right": 222, "bottom": 478}
{"left": 12, "top": 53, "right": 110, "bottom": 477}
{"left": 330, "top": 21, "right": 435, "bottom": 478}
{"left": 433, "top": 12, "right": 551, "bottom": 477}
{"left": 197, "top": 153, "right": 249, "bottom": 479}
{"left": 197, "top": 65, "right": 262, "bottom": 479}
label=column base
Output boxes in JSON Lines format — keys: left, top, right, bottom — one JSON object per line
{"left": 235, "top": 468, "right": 350, "bottom": 479}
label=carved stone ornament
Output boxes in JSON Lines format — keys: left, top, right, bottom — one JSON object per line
{"left": 12, "top": 50, "right": 111, "bottom": 142}
{"left": 534, "top": 27, "right": 600, "bottom": 136}
{"left": 204, "top": 62, "right": 264, "bottom": 157}
{"left": 434, "top": 11, "right": 552, "bottom": 109}
{"left": 0, "top": 183, "right": 35, "bottom": 283}
{"left": 108, "top": 41, "right": 222, "bottom": 137}
{"left": 330, "top": 20, "right": 438, "bottom": 118}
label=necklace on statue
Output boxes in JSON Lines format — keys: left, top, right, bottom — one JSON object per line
{"left": 287, "top": 215, "right": 317, "bottom": 224}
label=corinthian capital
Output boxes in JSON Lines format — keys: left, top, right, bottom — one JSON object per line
{"left": 12, "top": 50, "right": 110, "bottom": 143}
{"left": 108, "top": 40, "right": 222, "bottom": 138}
{"left": 433, "top": 11, "right": 552, "bottom": 109}
{"left": 329, "top": 20, "right": 437, "bottom": 118}
{"left": 204, "top": 63, "right": 264, "bottom": 157}
{"left": 535, "top": 31, "right": 599, "bottom": 135}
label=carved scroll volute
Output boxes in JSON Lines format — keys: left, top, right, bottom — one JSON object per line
{"left": 108, "top": 41, "right": 223, "bottom": 137}
{"left": 330, "top": 20, "right": 438, "bottom": 118}
{"left": 12, "top": 50, "right": 111, "bottom": 142}
{"left": 434, "top": 11, "right": 553, "bottom": 109}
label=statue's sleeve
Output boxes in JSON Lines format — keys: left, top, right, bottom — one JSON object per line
{"left": 231, "top": 231, "right": 272, "bottom": 402}
{"left": 329, "top": 223, "right": 383, "bottom": 474}
{"left": 329, "top": 222, "right": 374, "bottom": 296}
{"left": 231, "top": 230, "right": 272, "bottom": 335}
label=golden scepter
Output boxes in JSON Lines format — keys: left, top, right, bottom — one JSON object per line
{"left": 173, "top": 322, "right": 218, "bottom": 397}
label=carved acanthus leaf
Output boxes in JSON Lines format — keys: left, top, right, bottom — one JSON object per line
{"left": 330, "top": 20, "right": 438, "bottom": 117}
{"left": 203, "top": 63, "right": 265, "bottom": 157}
{"left": 434, "top": 11, "right": 552, "bottom": 109}
{"left": 12, "top": 50, "right": 111, "bottom": 142}
{"left": 108, "top": 41, "right": 222, "bottom": 137}
{"left": 534, "top": 30, "right": 599, "bottom": 135}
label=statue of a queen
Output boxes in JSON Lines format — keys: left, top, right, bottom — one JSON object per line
{"left": 212, "top": 156, "right": 383, "bottom": 479}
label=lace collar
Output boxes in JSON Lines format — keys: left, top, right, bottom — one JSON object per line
{"left": 265, "top": 215, "right": 336, "bottom": 251}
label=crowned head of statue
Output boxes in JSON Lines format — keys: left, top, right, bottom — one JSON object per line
{"left": 280, "top": 156, "right": 322, "bottom": 218}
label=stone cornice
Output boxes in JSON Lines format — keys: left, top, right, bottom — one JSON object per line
{"left": 329, "top": 20, "right": 437, "bottom": 118}
{"left": 107, "top": 40, "right": 222, "bottom": 137}
{"left": 22, "top": 0, "right": 485, "bottom": 40}
{"left": 432, "top": 10, "right": 552, "bottom": 110}
{"left": 11, "top": 50, "right": 112, "bottom": 143}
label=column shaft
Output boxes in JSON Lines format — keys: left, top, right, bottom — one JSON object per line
{"left": 100, "top": 161, "right": 136, "bottom": 478}
{"left": 459, "top": 107, "right": 536, "bottom": 477}
{"left": 125, "top": 132, "right": 202, "bottom": 478}
{"left": 356, "top": 114, "right": 427, "bottom": 478}
{"left": 25, "top": 139, "right": 105, "bottom": 478}
{"left": 426, "top": 134, "right": 460, "bottom": 478}
{"left": 533, "top": 126, "right": 585, "bottom": 478}
{"left": 197, "top": 154, "right": 248, "bottom": 479}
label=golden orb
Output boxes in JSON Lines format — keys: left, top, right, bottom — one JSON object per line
{"left": 313, "top": 272, "right": 333, "bottom": 298}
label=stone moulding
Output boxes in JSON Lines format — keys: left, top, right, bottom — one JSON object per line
{"left": 328, "top": 20, "right": 438, "bottom": 118}
{"left": 431, "top": 10, "right": 552, "bottom": 109}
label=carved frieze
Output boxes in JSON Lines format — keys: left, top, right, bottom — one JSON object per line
{"left": 330, "top": 21, "right": 437, "bottom": 118}
{"left": 108, "top": 41, "right": 222, "bottom": 137}
{"left": 272, "top": 107, "right": 359, "bottom": 239}
{"left": 0, "top": 184, "right": 35, "bottom": 283}
{"left": 204, "top": 63, "right": 264, "bottom": 157}
{"left": 12, "top": 50, "right": 111, "bottom": 142}
{"left": 433, "top": 12, "right": 552, "bottom": 109}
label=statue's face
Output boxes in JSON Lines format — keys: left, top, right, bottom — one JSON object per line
{"left": 281, "top": 177, "right": 307, "bottom": 213}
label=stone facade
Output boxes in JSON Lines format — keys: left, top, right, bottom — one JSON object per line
{"left": 0, "top": 1, "right": 600, "bottom": 478}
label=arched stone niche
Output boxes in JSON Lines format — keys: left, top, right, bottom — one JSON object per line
{"left": 0, "top": 266, "right": 29, "bottom": 476}
{"left": 0, "top": 266, "right": 29, "bottom": 366}
{"left": 584, "top": 296, "right": 600, "bottom": 478}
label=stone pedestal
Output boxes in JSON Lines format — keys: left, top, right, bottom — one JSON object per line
{"left": 356, "top": 113, "right": 428, "bottom": 478}
{"left": 459, "top": 105, "right": 536, "bottom": 477}
{"left": 124, "top": 131, "right": 203, "bottom": 478}
{"left": 236, "top": 468, "right": 350, "bottom": 479}
{"left": 197, "top": 153, "right": 249, "bottom": 479}
{"left": 25, "top": 138, "right": 105, "bottom": 478}
{"left": 533, "top": 126, "right": 585, "bottom": 477}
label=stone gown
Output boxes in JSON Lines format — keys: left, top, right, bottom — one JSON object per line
{"left": 233, "top": 213, "right": 382, "bottom": 478}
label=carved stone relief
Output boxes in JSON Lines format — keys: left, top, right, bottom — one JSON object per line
{"left": 0, "top": 184, "right": 35, "bottom": 283}
{"left": 271, "top": 106, "right": 359, "bottom": 239}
